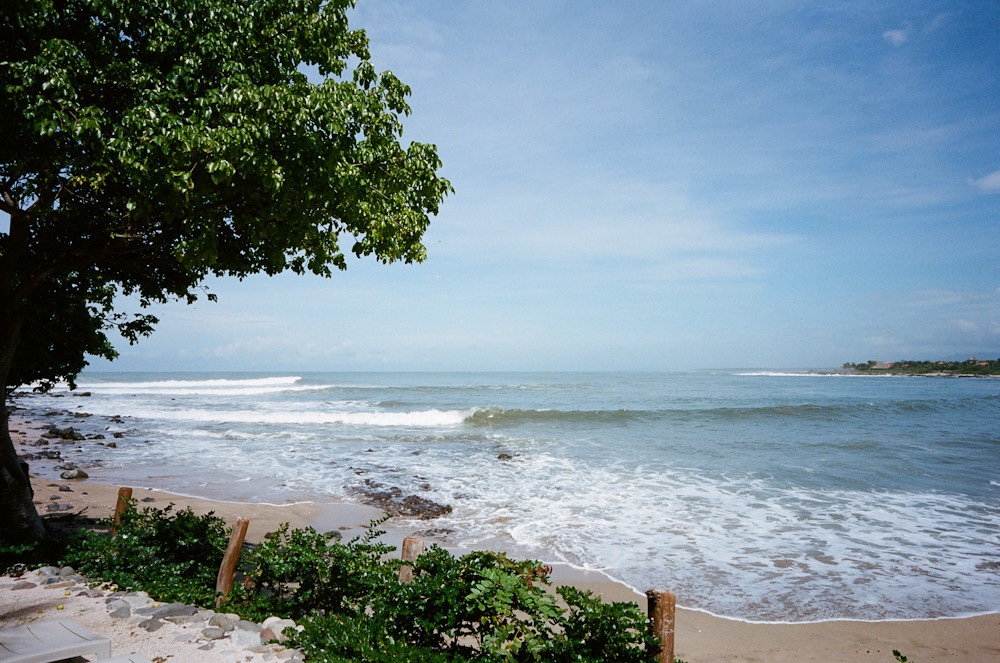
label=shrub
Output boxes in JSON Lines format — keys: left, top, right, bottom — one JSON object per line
{"left": 61, "top": 504, "right": 661, "bottom": 662}
{"left": 225, "top": 517, "right": 396, "bottom": 621}
{"left": 62, "top": 501, "right": 228, "bottom": 605}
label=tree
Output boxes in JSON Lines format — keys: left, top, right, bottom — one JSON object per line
{"left": 0, "top": 0, "right": 451, "bottom": 540}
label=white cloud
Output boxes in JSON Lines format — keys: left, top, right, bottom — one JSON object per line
{"left": 971, "top": 170, "right": 1000, "bottom": 193}
{"left": 883, "top": 27, "right": 909, "bottom": 47}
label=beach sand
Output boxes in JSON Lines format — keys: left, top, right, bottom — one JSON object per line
{"left": 5, "top": 417, "right": 1000, "bottom": 662}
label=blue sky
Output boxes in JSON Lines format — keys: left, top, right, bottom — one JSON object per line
{"left": 92, "top": 0, "right": 999, "bottom": 372}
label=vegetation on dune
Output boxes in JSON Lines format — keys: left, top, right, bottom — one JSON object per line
{"left": 47, "top": 502, "right": 663, "bottom": 662}
{"left": 842, "top": 358, "right": 1000, "bottom": 376}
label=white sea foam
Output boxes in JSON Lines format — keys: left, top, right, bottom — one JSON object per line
{"left": 63, "top": 375, "right": 326, "bottom": 397}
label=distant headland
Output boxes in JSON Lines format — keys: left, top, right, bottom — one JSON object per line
{"left": 841, "top": 358, "right": 1000, "bottom": 376}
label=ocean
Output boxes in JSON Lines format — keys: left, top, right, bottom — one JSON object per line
{"left": 15, "top": 371, "right": 1000, "bottom": 623}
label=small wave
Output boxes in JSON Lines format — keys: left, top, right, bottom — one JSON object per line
{"left": 114, "top": 407, "right": 472, "bottom": 428}
{"left": 465, "top": 407, "right": 652, "bottom": 427}
{"left": 737, "top": 371, "right": 838, "bottom": 377}
{"left": 67, "top": 376, "right": 333, "bottom": 396}
{"left": 77, "top": 376, "right": 303, "bottom": 389}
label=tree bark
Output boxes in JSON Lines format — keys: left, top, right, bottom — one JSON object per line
{"left": 0, "top": 303, "right": 45, "bottom": 542}
{"left": 0, "top": 404, "right": 45, "bottom": 541}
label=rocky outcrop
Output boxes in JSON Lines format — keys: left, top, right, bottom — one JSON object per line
{"left": 351, "top": 479, "right": 452, "bottom": 519}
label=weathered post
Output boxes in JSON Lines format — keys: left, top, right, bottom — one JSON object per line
{"left": 111, "top": 487, "right": 133, "bottom": 537}
{"left": 398, "top": 535, "right": 425, "bottom": 583}
{"left": 646, "top": 589, "right": 676, "bottom": 663}
{"left": 215, "top": 517, "right": 250, "bottom": 607}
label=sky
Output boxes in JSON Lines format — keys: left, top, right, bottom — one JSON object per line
{"left": 90, "top": 0, "right": 1000, "bottom": 372}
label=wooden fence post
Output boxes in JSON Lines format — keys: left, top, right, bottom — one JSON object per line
{"left": 215, "top": 517, "right": 249, "bottom": 607}
{"left": 398, "top": 535, "right": 424, "bottom": 583}
{"left": 111, "top": 487, "right": 133, "bottom": 537}
{"left": 646, "top": 589, "right": 676, "bottom": 663}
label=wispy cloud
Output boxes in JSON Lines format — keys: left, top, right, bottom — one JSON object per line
{"left": 883, "top": 26, "right": 910, "bottom": 47}
{"left": 971, "top": 170, "right": 1000, "bottom": 194}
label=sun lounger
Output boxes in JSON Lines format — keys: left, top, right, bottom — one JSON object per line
{"left": 97, "top": 656, "right": 155, "bottom": 663}
{"left": 0, "top": 619, "right": 111, "bottom": 663}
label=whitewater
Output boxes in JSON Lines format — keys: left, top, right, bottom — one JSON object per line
{"left": 14, "top": 370, "right": 1000, "bottom": 623}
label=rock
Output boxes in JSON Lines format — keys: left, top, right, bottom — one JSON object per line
{"left": 46, "top": 426, "right": 86, "bottom": 440}
{"left": 45, "top": 502, "right": 74, "bottom": 512}
{"left": 229, "top": 629, "right": 262, "bottom": 649}
{"left": 234, "top": 619, "right": 262, "bottom": 633}
{"left": 105, "top": 441, "right": 116, "bottom": 448}
{"left": 208, "top": 613, "right": 239, "bottom": 631}
{"left": 351, "top": 480, "right": 453, "bottom": 519}
{"left": 139, "top": 617, "right": 164, "bottom": 632}
{"left": 11, "top": 581, "right": 38, "bottom": 590}
{"left": 31, "top": 438, "right": 49, "bottom": 446}
{"left": 60, "top": 469, "right": 89, "bottom": 480}
{"left": 138, "top": 602, "right": 198, "bottom": 618}
{"left": 261, "top": 617, "right": 297, "bottom": 638}
{"left": 58, "top": 484, "right": 72, "bottom": 492}
{"left": 399, "top": 494, "right": 452, "bottom": 519}
{"left": 113, "top": 432, "right": 124, "bottom": 438}
{"left": 201, "top": 627, "right": 227, "bottom": 640}
{"left": 497, "top": 453, "right": 513, "bottom": 461}
{"left": 108, "top": 599, "right": 131, "bottom": 618}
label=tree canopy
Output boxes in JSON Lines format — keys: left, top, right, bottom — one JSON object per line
{"left": 0, "top": 0, "right": 450, "bottom": 539}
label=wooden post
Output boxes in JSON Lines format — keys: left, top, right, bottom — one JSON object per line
{"left": 646, "top": 589, "right": 676, "bottom": 663}
{"left": 398, "top": 535, "right": 424, "bottom": 583}
{"left": 111, "top": 487, "right": 133, "bottom": 537}
{"left": 215, "top": 517, "right": 249, "bottom": 607}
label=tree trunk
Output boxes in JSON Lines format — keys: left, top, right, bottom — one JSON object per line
{"left": 0, "top": 305, "right": 45, "bottom": 542}
{"left": 0, "top": 408, "right": 44, "bottom": 541}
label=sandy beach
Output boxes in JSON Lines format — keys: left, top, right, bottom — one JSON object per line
{"left": 4, "top": 415, "right": 1000, "bottom": 662}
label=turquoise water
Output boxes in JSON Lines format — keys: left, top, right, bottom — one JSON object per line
{"left": 20, "top": 371, "right": 1000, "bottom": 621}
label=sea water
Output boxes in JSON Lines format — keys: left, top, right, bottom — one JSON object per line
{"left": 16, "top": 371, "right": 1000, "bottom": 622}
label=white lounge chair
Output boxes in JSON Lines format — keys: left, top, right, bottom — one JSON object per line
{"left": 0, "top": 619, "right": 111, "bottom": 663}
{"left": 97, "top": 656, "right": 154, "bottom": 663}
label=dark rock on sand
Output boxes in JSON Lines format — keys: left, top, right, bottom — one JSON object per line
{"left": 352, "top": 480, "right": 452, "bottom": 519}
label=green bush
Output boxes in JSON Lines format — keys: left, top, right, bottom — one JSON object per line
{"left": 62, "top": 501, "right": 228, "bottom": 605}
{"left": 61, "top": 504, "right": 661, "bottom": 662}
{"left": 225, "top": 518, "right": 396, "bottom": 621}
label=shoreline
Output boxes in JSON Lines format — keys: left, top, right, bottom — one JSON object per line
{"left": 8, "top": 414, "right": 1000, "bottom": 661}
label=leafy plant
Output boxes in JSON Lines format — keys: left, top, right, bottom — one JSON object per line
{"left": 556, "top": 585, "right": 660, "bottom": 662}
{"left": 225, "top": 516, "right": 395, "bottom": 620}
{"left": 61, "top": 504, "right": 661, "bottom": 662}
{"left": 62, "top": 501, "right": 228, "bottom": 605}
